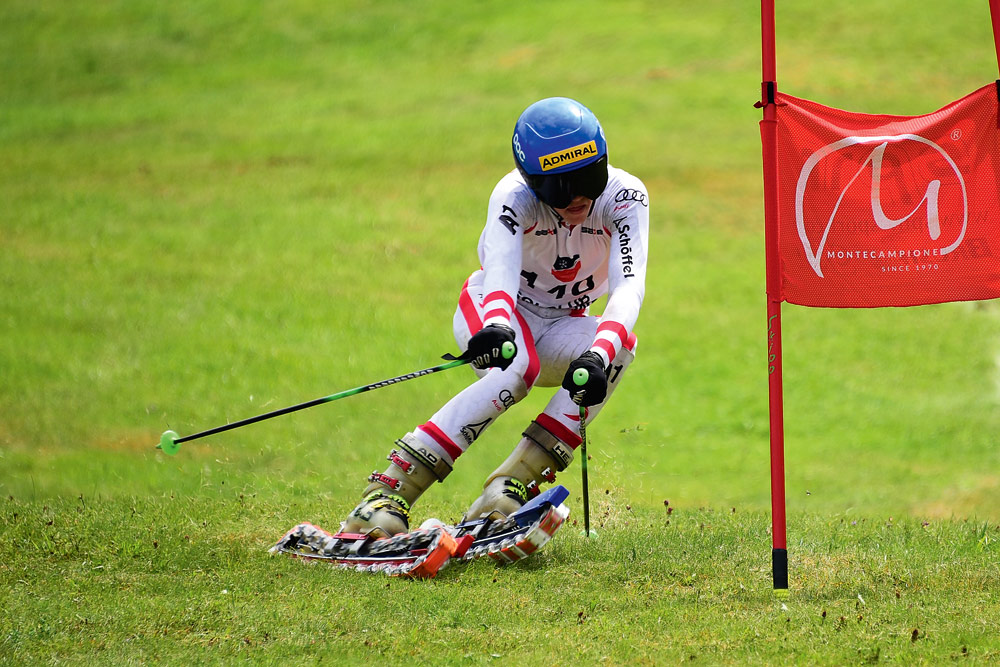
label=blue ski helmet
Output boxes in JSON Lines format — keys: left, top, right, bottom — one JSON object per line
{"left": 512, "top": 97, "right": 609, "bottom": 209}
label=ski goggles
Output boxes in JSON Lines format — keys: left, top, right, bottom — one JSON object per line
{"left": 522, "top": 155, "right": 609, "bottom": 209}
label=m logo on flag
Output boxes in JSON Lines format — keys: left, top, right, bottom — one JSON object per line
{"left": 795, "top": 135, "right": 968, "bottom": 278}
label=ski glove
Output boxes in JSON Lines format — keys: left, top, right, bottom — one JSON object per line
{"left": 562, "top": 351, "right": 608, "bottom": 407}
{"left": 466, "top": 323, "right": 517, "bottom": 370}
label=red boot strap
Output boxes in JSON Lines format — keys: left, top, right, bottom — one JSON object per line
{"left": 369, "top": 471, "right": 402, "bottom": 491}
{"left": 387, "top": 450, "right": 415, "bottom": 473}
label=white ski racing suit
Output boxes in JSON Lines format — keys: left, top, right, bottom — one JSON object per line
{"left": 412, "top": 165, "right": 649, "bottom": 465}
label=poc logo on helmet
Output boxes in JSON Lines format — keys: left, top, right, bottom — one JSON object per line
{"left": 512, "top": 134, "right": 526, "bottom": 164}
{"left": 539, "top": 141, "right": 598, "bottom": 171}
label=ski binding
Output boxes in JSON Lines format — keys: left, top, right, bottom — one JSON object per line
{"left": 271, "top": 485, "right": 570, "bottom": 577}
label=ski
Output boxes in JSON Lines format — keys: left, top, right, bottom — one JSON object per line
{"left": 270, "top": 485, "right": 570, "bottom": 577}
{"left": 451, "top": 485, "right": 570, "bottom": 564}
{"left": 269, "top": 521, "right": 458, "bottom": 578}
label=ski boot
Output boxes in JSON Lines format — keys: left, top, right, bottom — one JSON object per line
{"left": 463, "top": 420, "right": 574, "bottom": 522}
{"left": 342, "top": 433, "right": 452, "bottom": 537}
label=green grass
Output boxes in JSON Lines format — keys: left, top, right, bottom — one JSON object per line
{"left": 3, "top": 495, "right": 998, "bottom": 663}
{"left": 2, "top": 0, "right": 999, "bottom": 663}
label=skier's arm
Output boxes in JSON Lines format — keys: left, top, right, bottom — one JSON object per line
{"left": 590, "top": 180, "right": 649, "bottom": 367}
{"left": 478, "top": 180, "right": 527, "bottom": 330}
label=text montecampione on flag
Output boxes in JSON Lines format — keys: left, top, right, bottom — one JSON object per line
{"left": 773, "top": 83, "right": 1000, "bottom": 307}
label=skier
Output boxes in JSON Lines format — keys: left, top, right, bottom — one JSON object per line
{"left": 341, "top": 97, "right": 649, "bottom": 537}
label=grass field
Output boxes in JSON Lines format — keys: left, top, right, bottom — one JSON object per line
{"left": 2, "top": 0, "right": 999, "bottom": 663}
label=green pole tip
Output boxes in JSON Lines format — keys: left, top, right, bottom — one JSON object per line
{"left": 773, "top": 588, "right": 789, "bottom": 599}
{"left": 158, "top": 430, "right": 181, "bottom": 456}
{"left": 573, "top": 368, "right": 589, "bottom": 386}
{"left": 581, "top": 529, "right": 599, "bottom": 539}
{"left": 501, "top": 340, "right": 516, "bottom": 359}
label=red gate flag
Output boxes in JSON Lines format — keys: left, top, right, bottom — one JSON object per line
{"left": 775, "top": 83, "right": 1000, "bottom": 307}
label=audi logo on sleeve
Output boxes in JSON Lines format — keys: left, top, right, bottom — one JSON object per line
{"left": 613, "top": 188, "right": 648, "bottom": 206}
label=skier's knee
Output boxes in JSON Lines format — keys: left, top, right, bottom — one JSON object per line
{"left": 482, "top": 367, "right": 529, "bottom": 405}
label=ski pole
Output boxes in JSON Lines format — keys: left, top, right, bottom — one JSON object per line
{"left": 156, "top": 342, "right": 515, "bottom": 456}
{"left": 573, "top": 367, "right": 593, "bottom": 538}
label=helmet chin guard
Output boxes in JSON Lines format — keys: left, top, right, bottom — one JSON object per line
{"left": 512, "top": 97, "right": 609, "bottom": 209}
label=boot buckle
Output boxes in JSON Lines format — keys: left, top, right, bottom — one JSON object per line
{"left": 387, "top": 449, "right": 415, "bottom": 474}
{"left": 369, "top": 471, "right": 403, "bottom": 491}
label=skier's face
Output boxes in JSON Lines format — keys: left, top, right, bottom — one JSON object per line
{"left": 554, "top": 196, "right": 592, "bottom": 227}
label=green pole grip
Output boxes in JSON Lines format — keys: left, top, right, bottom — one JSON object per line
{"left": 573, "top": 367, "right": 589, "bottom": 386}
{"left": 501, "top": 340, "right": 516, "bottom": 359}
